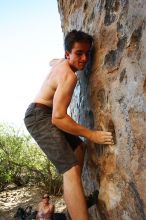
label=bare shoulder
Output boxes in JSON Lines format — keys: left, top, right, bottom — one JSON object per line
{"left": 52, "top": 59, "right": 75, "bottom": 77}
{"left": 54, "top": 59, "right": 77, "bottom": 83}
{"left": 49, "top": 58, "right": 64, "bottom": 67}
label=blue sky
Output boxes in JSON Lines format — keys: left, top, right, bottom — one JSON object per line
{"left": 0, "top": 0, "right": 64, "bottom": 129}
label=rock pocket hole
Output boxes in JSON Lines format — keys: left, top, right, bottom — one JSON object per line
{"left": 144, "top": 76, "right": 146, "bottom": 97}
{"left": 128, "top": 25, "right": 142, "bottom": 54}
{"left": 114, "top": 0, "right": 120, "bottom": 12}
{"left": 108, "top": 119, "right": 116, "bottom": 145}
{"left": 84, "top": 2, "right": 88, "bottom": 11}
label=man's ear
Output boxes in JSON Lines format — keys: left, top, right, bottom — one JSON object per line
{"left": 65, "top": 50, "right": 70, "bottom": 59}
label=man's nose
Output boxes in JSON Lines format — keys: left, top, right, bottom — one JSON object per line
{"left": 81, "top": 53, "right": 88, "bottom": 61}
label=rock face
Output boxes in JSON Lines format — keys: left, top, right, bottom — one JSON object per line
{"left": 57, "top": 0, "right": 146, "bottom": 219}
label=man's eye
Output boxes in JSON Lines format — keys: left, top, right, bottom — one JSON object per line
{"left": 75, "top": 51, "right": 90, "bottom": 57}
{"left": 76, "top": 52, "right": 82, "bottom": 56}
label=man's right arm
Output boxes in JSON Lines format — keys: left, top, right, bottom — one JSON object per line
{"left": 52, "top": 73, "right": 113, "bottom": 145}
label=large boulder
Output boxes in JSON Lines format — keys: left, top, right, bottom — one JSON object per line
{"left": 57, "top": 0, "right": 146, "bottom": 219}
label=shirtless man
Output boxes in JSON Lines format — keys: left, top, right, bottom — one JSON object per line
{"left": 24, "top": 30, "right": 114, "bottom": 220}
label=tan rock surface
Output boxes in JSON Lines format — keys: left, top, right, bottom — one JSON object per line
{"left": 57, "top": 0, "right": 146, "bottom": 219}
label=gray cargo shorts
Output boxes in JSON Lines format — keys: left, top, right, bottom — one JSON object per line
{"left": 24, "top": 103, "right": 83, "bottom": 174}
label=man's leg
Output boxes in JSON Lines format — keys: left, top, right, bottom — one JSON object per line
{"left": 74, "top": 142, "right": 99, "bottom": 209}
{"left": 63, "top": 165, "right": 89, "bottom": 220}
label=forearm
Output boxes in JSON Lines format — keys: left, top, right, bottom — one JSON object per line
{"left": 52, "top": 114, "right": 92, "bottom": 139}
{"left": 52, "top": 112, "right": 114, "bottom": 145}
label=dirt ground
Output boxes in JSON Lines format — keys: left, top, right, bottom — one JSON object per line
{"left": 0, "top": 184, "right": 66, "bottom": 220}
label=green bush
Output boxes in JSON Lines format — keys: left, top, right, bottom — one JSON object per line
{"left": 0, "top": 123, "right": 62, "bottom": 195}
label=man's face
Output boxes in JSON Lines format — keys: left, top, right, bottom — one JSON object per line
{"left": 42, "top": 194, "right": 50, "bottom": 204}
{"left": 65, "top": 41, "right": 91, "bottom": 72}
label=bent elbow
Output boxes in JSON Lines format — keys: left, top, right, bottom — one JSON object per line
{"left": 52, "top": 117, "right": 57, "bottom": 125}
{"left": 51, "top": 116, "right": 62, "bottom": 126}
{"left": 52, "top": 113, "right": 66, "bottom": 126}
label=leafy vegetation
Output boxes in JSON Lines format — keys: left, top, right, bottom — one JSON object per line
{"left": 0, "top": 123, "right": 62, "bottom": 195}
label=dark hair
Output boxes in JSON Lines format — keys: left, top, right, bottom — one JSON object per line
{"left": 42, "top": 193, "right": 50, "bottom": 199}
{"left": 64, "top": 30, "right": 93, "bottom": 52}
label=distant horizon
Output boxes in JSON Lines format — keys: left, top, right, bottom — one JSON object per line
{"left": 0, "top": 0, "right": 64, "bottom": 131}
